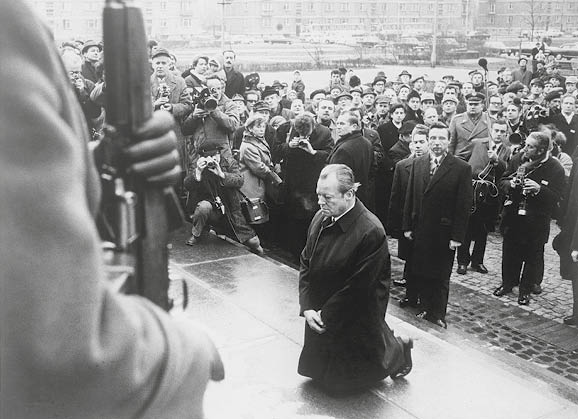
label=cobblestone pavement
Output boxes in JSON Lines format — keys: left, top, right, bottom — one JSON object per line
{"left": 386, "top": 221, "right": 578, "bottom": 387}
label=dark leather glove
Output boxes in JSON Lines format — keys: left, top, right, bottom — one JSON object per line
{"left": 123, "top": 110, "right": 181, "bottom": 185}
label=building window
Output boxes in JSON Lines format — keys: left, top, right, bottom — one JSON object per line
{"left": 182, "top": 18, "right": 191, "bottom": 27}
{"left": 86, "top": 19, "right": 97, "bottom": 30}
{"left": 489, "top": 3, "right": 495, "bottom": 13}
{"left": 161, "top": 2, "right": 167, "bottom": 11}
{"left": 360, "top": 3, "right": 366, "bottom": 12}
{"left": 283, "top": 3, "right": 290, "bottom": 11}
{"left": 507, "top": 16, "right": 513, "bottom": 24}
{"left": 489, "top": 15, "right": 495, "bottom": 24}
{"left": 160, "top": 19, "right": 167, "bottom": 28}
{"left": 262, "top": 3, "right": 272, "bottom": 12}
{"left": 262, "top": 17, "right": 271, "bottom": 27}
{"left": 325, "top": 3, "right": 332, "bottom": 12}
{"left": 45, "top": 1, "right": 54, "bottom": 16}
{"left": 340, "top": 3, "right": 349, "bottom": 12}
{"left": 508, "top": 3, "right": 512, "bottom": 10}
{"left": 62, "top": 19, "right": 71, "bottom": 30}
{"left": 182, "top": 0, "right": 193, "bottom": 12}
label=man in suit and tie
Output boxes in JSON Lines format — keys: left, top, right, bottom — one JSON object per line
{"left": 449, "top": 92, "right": 491, "bottom": 161}
{"left": 402, "top": 122, "right": 473, "bottom": 328}
{"left": 550, "top": 94, "right": 578, "bottom": 156}
{"left": 327, "top": 111, "right": 373, "bottom": 208}
{"left": 388, "top": 124, "right": 430, "bottom": 302}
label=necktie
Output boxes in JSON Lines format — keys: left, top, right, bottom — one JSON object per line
{"left": 431, "top": 157, "right": 440, "bottom": 175}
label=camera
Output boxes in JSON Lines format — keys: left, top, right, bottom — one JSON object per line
{"left": 192, "top": 87, "right": 218, "bottom": 111}
{"left": 206, "top": 160, "right": 217, "bottom": 170}
{"left": 512, "top": 166, "right": 525, "bottom": 188}
{"left": 298, "top": 138, "right": 308, "bottom": 146}
{"left": 158, "top": 82, "right": 171, "bottom": 99}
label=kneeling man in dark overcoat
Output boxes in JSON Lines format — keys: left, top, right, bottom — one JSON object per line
{"left": 298, "top": 164, "right": 413, "bottom": 394}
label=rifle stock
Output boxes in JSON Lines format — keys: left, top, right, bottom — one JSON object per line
{"left": 102, "top": 0, "right": 171, "bottom": 310}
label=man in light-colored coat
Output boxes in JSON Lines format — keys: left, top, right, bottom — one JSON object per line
{"left": 449, "top": 92, "right": 491, "bottom": 161}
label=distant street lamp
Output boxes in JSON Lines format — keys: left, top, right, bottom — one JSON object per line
{"left": 217, "top": 0, "right": 232, "bottom": 51}
{"left": 431, "top": 0, "right": 438, "bottom": 67}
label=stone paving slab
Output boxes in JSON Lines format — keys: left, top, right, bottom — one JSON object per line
{"left": 168, "top": 234, "right": 578, "bottom": 418}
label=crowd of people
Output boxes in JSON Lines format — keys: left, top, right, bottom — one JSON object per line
{"left": 59, "top": 38, "right": 578, "bottom": 328}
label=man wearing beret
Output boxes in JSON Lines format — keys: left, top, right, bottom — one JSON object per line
{"left": 80, "top": 40, "right": 103, "bottom": 83}
{"left": 528, "top": 78, "right": 545, "bottom": 105}
{"left": 411, "top": 76, "right": 426, "bottom": 96}
{"left": 512, "top": 57, "right": 533, "bottom": 87}
{"left": 449, "top": 92, "right": 491, "bottom": 161}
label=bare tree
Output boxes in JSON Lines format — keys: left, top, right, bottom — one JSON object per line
{"left": 522, "top": 0, "right": 539, "bottom": 40}
{"left": 302, "top": 44, "right": 324, "bottom": 69}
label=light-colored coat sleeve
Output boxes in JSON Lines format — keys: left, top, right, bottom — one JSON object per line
{"left": 0, "top": 3, "right": 221, "bottom": 419}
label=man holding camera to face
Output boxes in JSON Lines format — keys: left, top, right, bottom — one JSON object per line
{"left": 184, "top": 144, "right": 263, "bottom": 253}
{"left": 182, "top": 75, "right": 240, "bottom": 153}
{"left": 494, "top": 132, "right": 565, "bottom": 305}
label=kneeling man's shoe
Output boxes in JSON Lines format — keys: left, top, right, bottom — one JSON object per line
{"left": 185, "top": 235, "right": 201, "bottom": 246}
{"left": 563, "top": 316, "right": 577, "bottom": 326}
{"left": 457, "top": 264, "right": 467, "bottom": 275}
{"left": 390, "top": 337, "right": 413, "bottom": 379}
{"left": 518, "top": 294, "right": 530, "bottom": 305}
{"left": 493, "top": 286, "right": 512, "bottom": 297}
{"left": 244, "top": 236, "right": 264, "bottom": 255}
{"left": 471, "top": 263, "right": 488, "bottom": 274}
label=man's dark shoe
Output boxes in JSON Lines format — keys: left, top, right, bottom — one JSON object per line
{"left": 399, "top": 297, "right": 418, "bottom": 308}
{"left": 518, "top": 294, "right": 530, "bottom": 305}
{"left": 416, "top": 310, "right": 428, "bottom": 319}
{"left": 390, "top": 337, "right": 413, "bottom": 379}
{"left": 457, "top": 264, "right": 467, "bottom": 275}
{"left": 393, "top": 278, "right": 407, "bottom": 287}
{"left": 531, "top": 284, "right": 543, "bottom": 295}
{"left": 493, "top": 286, "right": 512, "bottom": 297}
{"left": 563, "top": 316, "right": 577, "bottom": 326}
{"left": 471, "top": 263, "right": 489, "bottom": 274}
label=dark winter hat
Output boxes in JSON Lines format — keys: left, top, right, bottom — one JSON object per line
{"left": 261, "top": 85, "right": 280, "bottom": 99}
{"left": 407, "top": 89, "right": 421, "bottom": 101}
{"left": 399, "top": 120, "right": 417, "bottom": 135}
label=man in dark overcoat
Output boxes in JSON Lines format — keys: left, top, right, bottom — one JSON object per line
{"left": 402, "top": 123, "right": 473, "bottom": 328}
{"left": 298, "top": 165, "right": 413, "bottom": 393}
{"left": 327, "top": 112, "right": 373, "bottom": 208}
{"left": 493, "top": 132, "right": 565, "bottom": 305}
{"left": 274, "top": 113, "right": 334, "bottom": 257}
{"left": 388, "top": 126, "right": 430, "bottom": 303}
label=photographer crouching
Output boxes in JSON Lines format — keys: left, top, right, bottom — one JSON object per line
{"left": 184, "top": 143, "right": 263, "bottom": 254}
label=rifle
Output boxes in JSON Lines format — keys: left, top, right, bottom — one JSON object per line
{"left": 100, "top": 0, "right": 183, "bottom": 310}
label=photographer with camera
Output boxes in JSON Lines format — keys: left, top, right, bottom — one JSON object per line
{"left": 184, "top": 143, "right": 263, "bottom": 253}
{"left": 150, "top": 48, "right": 192, "bottom": 172}
{"left": 182, "top": 75, "right": 240, "bottom": 157}
{"left": 61, "top": 49, "right": 103, "bottom": 141}
{"left": 494, "top": 131, "right": 565, "bottom": 306}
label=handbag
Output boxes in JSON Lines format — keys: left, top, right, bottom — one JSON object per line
{"left": 239, "top": 191, "right": 269, "bottom": 225}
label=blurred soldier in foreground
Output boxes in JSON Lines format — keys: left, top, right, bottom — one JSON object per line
{"left": 298, "top": 164, "right": 413, "bottom": 394}
{"left": 0, "top": 2, "right": 223, "bottom": 418}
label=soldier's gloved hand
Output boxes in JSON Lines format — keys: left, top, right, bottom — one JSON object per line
{"left": 124, "top": 110, "right": 181, "bottom": 185}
